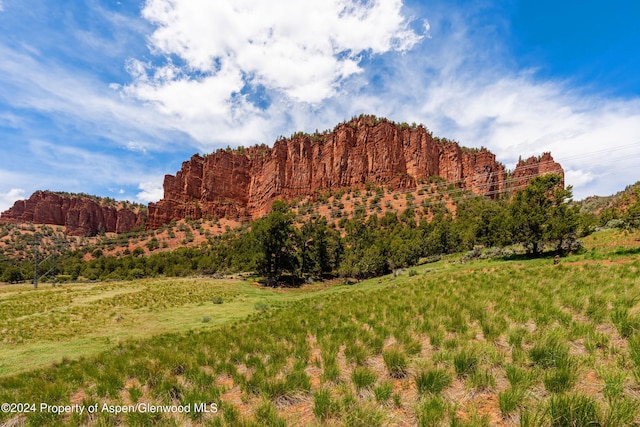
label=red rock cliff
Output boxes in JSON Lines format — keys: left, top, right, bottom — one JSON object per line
{"left": 511, "top": 152, "right": 564, "bottom": 189}
{"left": 0, "top": 191, "right": 146, "bottom": 236}
{"left": 147, "top": 116, "right": 564, "bottom": 228}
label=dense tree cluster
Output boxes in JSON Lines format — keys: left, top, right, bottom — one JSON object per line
{"left": 1, "top": 175, "right": 591, "bottom": 284}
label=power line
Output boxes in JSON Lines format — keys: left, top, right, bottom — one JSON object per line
{"left": 31, "top": 235, "right": 66, "bottom": 287}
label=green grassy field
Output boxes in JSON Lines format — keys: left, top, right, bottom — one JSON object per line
{"left": 0, "top": 277, "right": 333, "bottom": 376}
{"left": 1, "top": 229, "right": 640, "bottom": 426}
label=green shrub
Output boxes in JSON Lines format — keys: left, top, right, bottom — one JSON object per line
{"left": 548, "top": 394, "right": 600, "bottom": 427}
{"left": 313, "top": 389, "right": 340, "bottom": 421}
{"left": 382, "top": 347, "right": 408, "bottom": 378}
{"left": 453, "top": 349, "right": 478, "bottom": 377}
{"left": 351, "top": 366, "right": 377, "bottom": 391}
{"left": 415, "top": 368, "right": 452, "bottom": 396}
{"left": 416, "top": 396, "right": 447, "bottom": 427}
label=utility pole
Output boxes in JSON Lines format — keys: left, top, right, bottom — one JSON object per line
{"left": 51, "top": 241, "right": 56, "bottom": 286}
{"left": 33, "top": 234, "right": 66, "bottom": 287}
{"left": 33, "top": 235, "right": 39, "bottom": 289}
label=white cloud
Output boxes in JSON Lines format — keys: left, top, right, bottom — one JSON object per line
{"left": 121, "top": 1, "right": 640, "bottom": 200}
{"left": 0, "top": 188, "right": 25, "bottom": 212}
{"left": 126, "top": 140, "right": 156, "bottom": 154}
{"left": 5, "top": 0, "right": 634, "bottom": 205}
{"left": 0, "top": 1, "right": 4, "bottom": 12}
{"left": 124, "top": 0, "right": 422, "bottom": 148}
{"left": 414, "top": 75, "right": 640, "bottom": 199}
{"left": 565, "top": 169, "right": 597, "bottom": 190}
{"left": 136, "top": 180, "right": 164, "bottom": 203}
{"left": 301, "top": 7, "right": 640, "bottom": 201}
{"left": 0, "top": 43, "right": 191, "bottom": 154}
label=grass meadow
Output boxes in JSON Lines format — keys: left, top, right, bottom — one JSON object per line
{"left": 1, "top": 229, "right": 640, "bottom": 426}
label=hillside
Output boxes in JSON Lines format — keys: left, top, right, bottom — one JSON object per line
{"left": 1, "top": 229, "right": 640, "bottom": 426}
{"left": 147, "top": 115, "right": 563, "bottom": 228}
{"left": 0, "top": 191, "right": 146, "bottom": 236}
{"left": 1, "top": 116, "right": 563, "bottom": 237}
{"left": 577, "top": 181, "right": 640, "bottom": 215}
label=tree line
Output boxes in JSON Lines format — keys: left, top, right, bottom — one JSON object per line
{"left": 1, "top": 174, "right": 631, "bottom": 285}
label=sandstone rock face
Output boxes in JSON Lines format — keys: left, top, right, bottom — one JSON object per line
{"left": 512, "top": 152, "right": 564, "bottom": 190}
{"left": 2, "top": 118, "right": 564, "bottom": 233}
{"left": 0, "top": 191, "right": 146, "bottom": 236}
{"left": 147, "top": 116, "right": 563, "bottom": 228}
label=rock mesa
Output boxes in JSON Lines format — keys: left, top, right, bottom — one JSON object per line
{"left": 147, "top": 116, "right": 563, "bottom": 228}
{"left": 0, "top": 191, "right": 146, "bottom": 236}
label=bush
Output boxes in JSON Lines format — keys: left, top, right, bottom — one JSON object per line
{"left": 128, "top": 268, "right": 145, "bottom": 279}
{"left": 351, "top": 366, "right": 377, "bottom": 391}
{"left": 382, "top": 348, "right": 408, "bottom": 378}
{"left": 453, "top": 349, "right": 478, "bottom": 376}
{"left": 313, "top": 389, "right": 340, "bottom": 421}
{"left": 3, "top": 267, "right": 24, "bottom": 283}
{"left": 415, "top": 368, "right": 452, "bottom": 396}
{"left": 548, "top": 394, "right": 600, "bottom": 427}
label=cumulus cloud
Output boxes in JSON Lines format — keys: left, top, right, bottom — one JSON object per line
{"left": 124, "top": 0, "right": 422, "bottom": 147}
{"left": 136, "top": 180, "right": 164, "bottom": 203}
{"left": 414, "top": 71, "right": 640, "bottom": 200}
{"left": 309, "top": 7, "right": 640, "bottom": 200}
{"left": 119, "top": 1, "right": 640, "bottom": 199}
{"left": 0, "top": 188, "right": 25, "bottom": 212}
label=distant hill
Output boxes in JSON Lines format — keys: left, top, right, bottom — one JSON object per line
{"left": 576, "top": 181, "right": 640, "bottom": 216}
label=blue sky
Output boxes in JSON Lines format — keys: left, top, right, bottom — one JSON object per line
{"left": 1, "top": 0, "right": 639, "bottom": 211}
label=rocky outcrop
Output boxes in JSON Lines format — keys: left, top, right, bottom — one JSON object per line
{"left": 147, "top": 116, "right": 563, "bottom": 228}
{"left": 1, "top": 118, "right": 564, "bottom": 233}
{"left": 0, "top": 191, "right": 146, "bottom": 236}
{"left": 511, "top": 152, "right": 564, "bottom": 190}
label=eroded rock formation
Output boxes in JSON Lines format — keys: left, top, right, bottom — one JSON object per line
{"left": 2, "top": 117, "right": 564, "bottom": 233}
{"left": 0, "top": 191, "right": 146, "bottom": 236}
{"left": 146, "top": 116, "right": 563, "bottom": 228}
{"left": 511, "top": 152, "right": 564, "bottom": 190}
